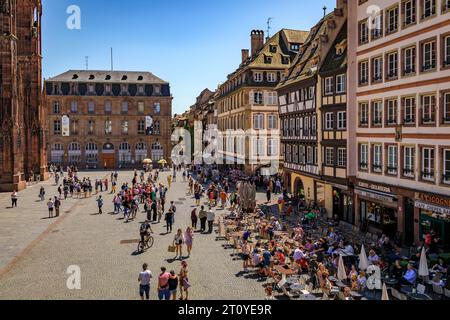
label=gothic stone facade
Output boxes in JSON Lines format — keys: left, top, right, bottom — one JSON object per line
{"left": 0, "top": 0, "right": 48, "bottom": 191}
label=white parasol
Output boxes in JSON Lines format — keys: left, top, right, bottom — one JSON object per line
{"left": 418, "top": 247, "right": 429, "bottom": 277}
{"left": 381, "top": 283, "right": 389, "bottom": 301}
{"left": 358, "top": 244, "right": 369, "bottom": 271}
{"left": 337, "top": 255, "right": 347, "bottom": 281}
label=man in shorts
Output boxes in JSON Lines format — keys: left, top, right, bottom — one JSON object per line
{"left": 138, "top": 263, "right": 152, "bottom": 300}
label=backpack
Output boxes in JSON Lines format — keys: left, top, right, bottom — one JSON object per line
{"left": 172, "top": 206, "right": 177, "bottom": 213}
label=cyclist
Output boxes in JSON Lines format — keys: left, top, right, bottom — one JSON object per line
{"left": 140, "top": 220, "right": 153, "bottom": 244}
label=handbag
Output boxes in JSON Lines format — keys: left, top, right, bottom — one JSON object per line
{"left": 183, "top": 278, "right": 191, "bottom": 289}
{"left": 168, "top": 245, "right": 176, "bottom": 253}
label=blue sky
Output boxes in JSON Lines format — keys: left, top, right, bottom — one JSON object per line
{"left": 42, "top": 0, "right": 336, "bottom": 115}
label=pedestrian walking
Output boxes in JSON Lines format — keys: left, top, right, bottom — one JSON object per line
{"left": 47, "top": 198, "right": 54, "bottom": 218}
{"left": 158, "top": 267, "right": 171, "bottom": 300}
{"left": 96, "top": 195, "right": 104, "bottom": 214}
{"left": 179, "top": 261, "right": 190, "bottom": 300}
{"left": 185, "top": 227, "right": 194, "bottom": 257}
{"left": 191, "top": 208, "right": 198, "bottom": 229}
{"left": 207, "top": 207, "right": 215, "bottom": 234}
{"left": 173, "top": 229, "right": 184, "bottom": 259}
{"left": 199, "top": 206, "right": 207, "bottom": 232}
{"left": 54, "top": 196, "right": 61, "bottom": 217}
{"left": 168, "top": 271, "right": 178, "bottom": 300}
{"left": 152, "top": 200, "right": 157, "bottom": 222}
{"left": 138, "top": 263, "right": 152, "bottom": 301}
{"left": 266, "top": 186, "right": 271, "bottom": 203}
{"left": 165, "top": 210, "right": 174, "bottom": 233}
{"left": 39, "top": 186, "right": 45, "bottom": 201}
{"left": 11, "top": 190, "right": 18, "bottom": 208}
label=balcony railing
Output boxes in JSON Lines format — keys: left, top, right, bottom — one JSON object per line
{"left": 422, "top": 170, "right": 435, "bottom": 180}
{"left": 403, "top": 168, "right": 415, "bottom": 177}
{"left": 404, "top": 116, "right": 415, "bottom": 124}
{"left": 373, "top": 164, "right": 383, "bottom": 172}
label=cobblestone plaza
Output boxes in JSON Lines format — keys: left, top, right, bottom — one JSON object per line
{"left": 0, "top": 171, "right": 265, "bottom": 300}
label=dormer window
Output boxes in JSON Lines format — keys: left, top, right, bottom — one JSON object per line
{"left": 154, "top": 85, "right": 161, "bottom": 95}
{"left": 105, "top": 84, "right": 111, "bottom": 93}
{"left": 72, "top": 74, "right": 79, "bottom": 80}
{"left": 282, "top": 56, "right": 289, "bottom": 64}
{"left": 121, "top": 84, "right": 128, "bottom": 95}
{"left": 88, "top": 84, "right": 95, "bottom": 94}
{"left": 291, "top": 44, "right": 300, "bottom": 51}
{"left": 89, "top": 75, "right": 95, "bottom": 80}
{"left": 105, "top": 75, "right": 111, "bottom": 80}
{"left": 269, "top": 45, "right": 277, "bottom": 53}
{"left": 253, "top": 72, "right": 263, "bottom": 82}
{"left": 138, "top": 85, "right": 144, "bottom": 94}
{"left": 264, "top": 55, "right": 273, "bottom": 64}
{"left": 122, "top": 75, "right": 128, "bottom": 81}
{"left": 137, "top": 76, "right": 143, "bottom": 81}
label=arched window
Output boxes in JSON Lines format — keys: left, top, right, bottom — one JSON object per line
{"left": 68, "top": 142, "right": 81, "bottom": 164}
{"left": 52, "top": 143, "right": 63, "bottom": 151}
{"left": 69, "top": 142, "right": 81, "bottom": 151}
{"left": 135, "top": 143, "right": 147, "bottom": 162}
{"left": 85, "top": 143, "right": 98, "bottom": 167}
{"left": 119, "top": 142, "right": 131, "bottom": 151}
{"left": 51, "top": 143, "right": 64, "bottom": 164}
{"left": 119, "top": 142, "right": 131, "bottom": 164}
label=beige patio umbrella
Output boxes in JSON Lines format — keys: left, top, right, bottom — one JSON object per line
{"left": 418, "top": 247, "right": 429, "bottom": 277}
{"left": 381, "top": 283, "right": 389, "bottom": 301}
{"left": 337, "top": 255, "right": 347, "bottom": 281}
{"left": 358, "top": 244, "right": 369, "bottom": 271}
{"left": 142, "top": 158, "right": 152, "bottom": 164}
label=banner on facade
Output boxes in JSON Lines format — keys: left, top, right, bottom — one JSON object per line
{"left": 145, "top": 116, "right": 153, "bottom": 136}
{"left": 62, "top": 115, "right": 70, "bottom": 137}
{"left": 415, "top": 200, "right": 450, "bottom": 215}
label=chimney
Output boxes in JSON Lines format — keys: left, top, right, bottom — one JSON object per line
{"left": 251, "top": 30, "right": 265, "bottom": 57}
{"left": 241, "top": 49, "right": 249, "bottom": 63}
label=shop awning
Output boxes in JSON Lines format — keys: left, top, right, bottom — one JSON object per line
{"left": 355, "top": 187, "right": 397, "bottom": 204}
{"left": 415, "top": 200, "right": 450, "bottom": 215}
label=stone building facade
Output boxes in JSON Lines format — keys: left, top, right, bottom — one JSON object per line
{"left": 44, "top": 70, "right": 172, "bottom": 169}
{"left": 0, "top": 0, "right": 48, "bottom": 191}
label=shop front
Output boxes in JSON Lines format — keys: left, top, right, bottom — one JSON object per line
{"left": 355, "top": 181, "right": 398, "bottom": 237}
{"left": 415, "top": 193, "right": 450, "bottom": 251}
{"left": 332, "top": 185, "right": 354, "bottom": 225}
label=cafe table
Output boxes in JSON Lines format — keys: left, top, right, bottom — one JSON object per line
{"left": 407, "top": 292, "right": 432, "bottom": 300}
{"left": 290, "top": 283, "right": 305, "bottom": 291}
{"left": 274, "top": 265, "right": 296, "bottom": 276}
{"left": 301, "top": 294, "right": 317, "bottom": 301}
{"left": 383, "top": 278, "right": 399, "bottom": 287}
{"left": 350, "top": 291, "right": 363, "bottom": 300}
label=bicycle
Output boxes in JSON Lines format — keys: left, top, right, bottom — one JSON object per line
{"left": 138, "top": 233, "right": 154, "bottom": 252}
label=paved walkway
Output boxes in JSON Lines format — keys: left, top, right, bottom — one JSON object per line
{"left": 0, "top": 171, "right": 266, "bottom": 300}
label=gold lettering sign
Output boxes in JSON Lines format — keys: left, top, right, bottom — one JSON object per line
{"left": 416, "top": 193, "right": 450, "bottom": 207}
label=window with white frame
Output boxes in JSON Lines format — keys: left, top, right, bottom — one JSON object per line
{"left": 444, "top": 36, "right": 450, "bottom": 66}
{"left": 387, "top": 6, "right": 399, "bottom": 33}
{"left": 373, "top": 144, "right": 383, "bottom": 172}
{"left": 268, "top": 114, "right": 278, "bottom": 129}
{"left": 253, "top": 114, "right": 264, "bottom": 130}
{"left": 387, "top": 145, "right": 398, "bottom": 174}
{"left": 311, "top": 116, "right": 317, "bottom": 136}
{"left": 422, "top": 40, "right": 436, "bottom": 71}
{"left": 359, "top": 103, "right": 369, "bottom": 125}
{"left": 308, "top": 87, "right": 315, "bottom": 100}
{"left": 404, "top": 46, "right": 416, "bottom": 74}
{"left": 373, "top": 57, "right": 383, "bottom": 81}
{"left": 422, "top": 0, "right": 436, "bottom": 19}
{"left": 307, "top": 146, "right": 313, "bottom": 164}
{"left": 138, "top": 102, "right": 145, "bottom": 114}
{"left": 359, "top": 20, "right": 369, "bottom": 44}
{"left": 387, "top": 52, "right": 398, "bottom": 78}
{"left": 360, "top": 144, "right": 368, "bottom": 169}
{"left": 336, "top": 74, "right": 346, "bottom": 93}
{"left": 337, "top": 111, "right": 346, "bottom": 130}
{"left": 104, "top": 120, "right": 112, "bottom": 135}
{"left": 372, "top": 13, "right": 382, "bottom": 39}
{"left": 372, "top": 101, "right": 383, "bottom": 125}
{"left": 254, "top": 92, "right": 263, "bottom": 105}
{"left": 337, "top": 148, "right": 347, "bottom": 167}
{"left": 53, "top": 101, "right": 60, "bottom": 114}
{"left": 290, "top": 118, "right": 295, "bottom": 136}
{"left": 325, "top": 77, "right": 334, "bottom": 95}
{"left": 421, "top": 94, "right": 436, "bottom": 123}
{"left": 121, "top": 101, "right": 129, "bottom": 114}
{"left": 252, "top": 138, "right": 265, "bottom": 157}
{"left": 325, "top": 147, "right": 334, "bottom": 166}
{"left": 121, "top": 120, "right": 129, "bottom": 134}
{"left": 403, "top": 0, "right": 416, "bottom": 26}
{"left": 325, "top": 112, "right": 334, "bottom": 130}
{"left": 88, "top": 120, "right": 95, "bottom": 135}
{"left": 299, "top": 146, "right": 305, "bottom": 164}
{"left": 359, "top": 61, "right": 369, "bottom": 84}
{"left": 422, "top": 147, "right": 435, "bottom": 180}
{"left": 53, "top": 120, "right": 61, "bottom": 135}
{"left": 443, "top": 149, "right": 450, "bottom": 184}
{"left": 404, "top": 97, "right": 416, "bottom": 124}
{"left": 267, "top": 72, "right": 277, "bottom": 83}
{"left": 254, "top": 72, "right": 263, "bottom": 82}
{"left": 304, "top": 117, "right": 310, "bottom": 136}
{"left": 267, "top": 138, "right": 278, "bottom": 156}
{"left": 387, "top": 99, "right": 397, "bottom": 125}
{"left": 404, "top": 146, "right": 415, "bottom": 177}
{"left": 266, "top": 92, "right": 278, "bottom": 105}
{"left": 444, "top": 93, "right": 450, "bottom": 123}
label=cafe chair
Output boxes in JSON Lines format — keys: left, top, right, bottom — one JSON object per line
{"left": 416, "top": 284, "right": 426, "bottom": 295}
{"left": 432, "top": 284, "right": 444, "bottom": 300}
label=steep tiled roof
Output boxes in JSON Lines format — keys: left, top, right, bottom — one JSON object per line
{"left": 320, "top": 22, "right": 347, "bottom": 74}
{"left": 282, "top": 29, "right": 309, "bottom": 44}
{"left": 277, "top": 12, "right": 335, "bottom": 89}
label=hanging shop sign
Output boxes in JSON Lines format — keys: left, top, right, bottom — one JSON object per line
{"left": 61, "top": 115, "right": 70, "bottom": 137}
